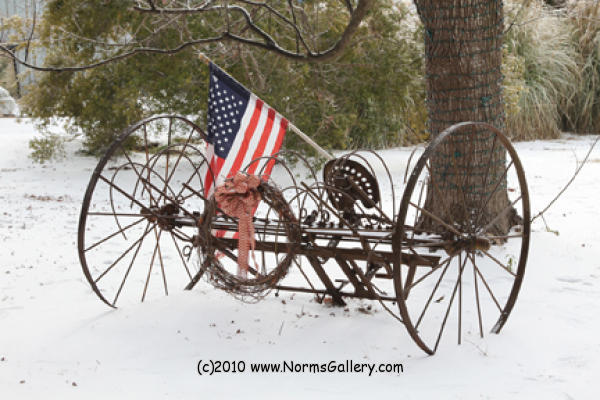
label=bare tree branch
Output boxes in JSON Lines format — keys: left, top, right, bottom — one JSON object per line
{"left": 531, "top": 134, "right": 600, "bottom": 222}
{"left": 0, "top": 0, "right": 373, "bottom": 72}
{"left": 133, "top": 1, "right": 214, "bottom": 14}
{"left": 23, "top": 1, "right": 37, "bottom": 64}
{"left": 0, "top": 36, "right": 225, "bottom": 72}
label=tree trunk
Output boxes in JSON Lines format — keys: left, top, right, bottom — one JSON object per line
{"left": 414, "top": 0, "right": 515, "bottom": 235}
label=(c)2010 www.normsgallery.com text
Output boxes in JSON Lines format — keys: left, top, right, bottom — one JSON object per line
{"left": 197, "top": 360, "right": 404, "bottom": 376}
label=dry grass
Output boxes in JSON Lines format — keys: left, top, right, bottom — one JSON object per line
{"left": 564, "top": 0, "right": 600, "bottom": 133}
{"left": 503, "top": 0, "right": 580, "bottom": 140}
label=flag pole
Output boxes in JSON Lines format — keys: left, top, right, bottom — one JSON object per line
{"left": 198, "top": 52, "right": 334, "bottom": 161}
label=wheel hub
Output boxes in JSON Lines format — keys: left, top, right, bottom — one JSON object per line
{"left": 141, "top": 202, "right": 180, "bottom": 231}
{"left": 444, "top": 235, "right": 491, "bottom": 256}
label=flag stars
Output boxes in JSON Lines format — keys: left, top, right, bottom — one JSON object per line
{"left": 208, "top": 69, "right": 259, "bottom": 158}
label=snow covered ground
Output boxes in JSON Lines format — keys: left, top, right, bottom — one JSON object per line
{"left": 1, "top": 118, "right": 599, "bottom": 399}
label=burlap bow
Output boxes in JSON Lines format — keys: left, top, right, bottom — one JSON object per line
{"left": 214, "top": 173, "right": 262, "bottom": 278}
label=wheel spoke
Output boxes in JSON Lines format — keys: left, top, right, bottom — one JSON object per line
{"left": 88, "top": 212, "right": 185, "bottom": 220}
{"left": 141, "top": 228, "right": 162, "bottom": 302}
{"left": 112, "top": 222, "right": 153, "bottom": 306}
{"left": 470, "top": 252, "right": 484, "bottom": 338}
{"left": 433, "top": 254, "right": 468, "bottom": 352}
{"left": 409, "top": 201, "right": 461, "bottom": 236}
{"left": 154, "top": 226, "right": 168, "bottom": 296}
{"left": 425, "top": 161, "right": 453, "bottom": 228}
{"left": 449, "top": 140, "right": 471, "bottom": 233}
{"left": 458, "top": 253, "right": 463, "bottom": 345}
{"left": 486, "top": 233, "right": 524, "bottom": 240}
{"left": 479, "top": 195, "right": 522, "bottom": 235}
{"left": 415, "top": 256, "right": 453, "bottom": 329}
{"left": 94, "top": 222, "right": 156, "bottom": 283}
{"left": 474, "top": 160, "right": 513, "bottom": 228}
{"left": 406, "top": 241, "right": 454, "bottom": 249}
{"left": 98, "top": 175, "right": 162, "bottom": 221}
{"left": 480, "top": 249, "right": 517, "bottom": 277}
{"left": 139, "top": 175, "right": 196, "bottom": 220}
{"left": 409, "top": 255, "right": 452, "bottom": 289}
{"left": 473, "top": 263, "right": 502, "bottom": 312}
{"left": 477, "top": 135, "right": 498, "bottom": 219}
{"left": 88, "top": 212, "right": 150, "bottom": 217}
{"left": 172, "top": 227, "right": 193, "bottom": 242}
{"left": 84, "top": 217, "right": 145, "bottom": 252}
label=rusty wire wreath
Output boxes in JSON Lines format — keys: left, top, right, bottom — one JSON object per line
{"left": 197, "top": 179, "right": 301, "bottom": 301}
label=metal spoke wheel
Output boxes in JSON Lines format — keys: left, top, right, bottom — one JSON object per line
{"left": 393, "top": 122, "right": 530, "bottom": 354}
{"left": 78, "top": 115, "right": 211, "bottom": 307}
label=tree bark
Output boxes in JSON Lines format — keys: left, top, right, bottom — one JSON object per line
{"left": 414, "top": 0, "right": 514, "bottom": 235}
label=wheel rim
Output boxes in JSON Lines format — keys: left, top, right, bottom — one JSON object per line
{"left": 393, "top": 122, "right": 530, "bottom": 354}
{"left": 78, "top": 115, "right": 211, "bottom": 307}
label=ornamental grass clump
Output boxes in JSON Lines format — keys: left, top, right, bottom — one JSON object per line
{"left": 563, "top": 0, "right": 600, "bottom": 133}
{"left": 503, "top": 0, "right": 580, "bottom": 140}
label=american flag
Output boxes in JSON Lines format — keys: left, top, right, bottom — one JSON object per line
{"left": 204, "top": 62, "right": 288, "bottom": 197}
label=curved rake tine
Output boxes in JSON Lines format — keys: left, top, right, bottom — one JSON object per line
{"left": 171, "top": 232, "right": 193, "bottom": 281}
{"left": 162, "top": 126, "right": 198, "bottom": 199}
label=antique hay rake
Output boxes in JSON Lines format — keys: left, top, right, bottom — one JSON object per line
{"left": 78, "top": 116, "right": 530, "bottom": 354}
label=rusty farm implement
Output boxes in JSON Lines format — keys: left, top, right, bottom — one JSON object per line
{"left": 78, "top": 115, "right": 530, "bottom": 354}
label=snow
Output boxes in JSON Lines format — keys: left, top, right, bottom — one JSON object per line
{"left": 1, "top": 118, "right": 599, "bottom": 399}
{"left": 0, "top": 87, "right": 19, "bottom": 116}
